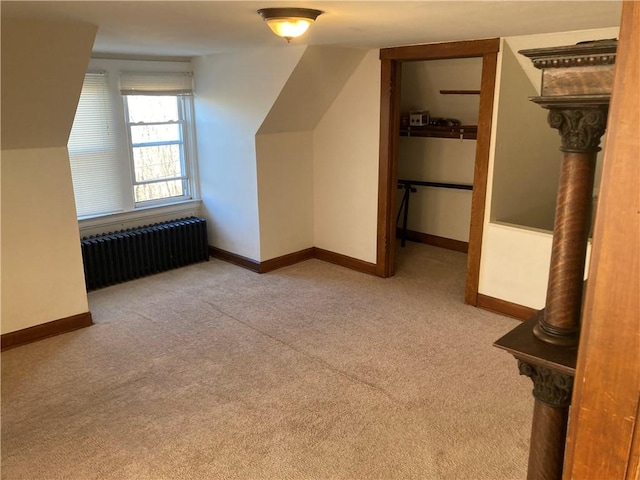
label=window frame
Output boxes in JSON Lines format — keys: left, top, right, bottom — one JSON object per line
{"left": 122, "top": 94, "right": 195, "bottom": 207}
{"left": 69, "top": 61, "right": 200, "bottom": 233}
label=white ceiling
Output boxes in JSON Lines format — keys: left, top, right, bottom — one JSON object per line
{"left": 1, "top": 1, "right": 623, "bottom": 58}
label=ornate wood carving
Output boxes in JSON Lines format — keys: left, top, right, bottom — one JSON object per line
{"left": 527, "top": 76, "right": 613, "bottom": 349}
{"left": 547, "top": 106, "right": 609, "bottom": 153}
{"left": 522, "top": 41, "right": 617, "bottom": 97}
{"left": 518, "top": 360, "right": 574, "bottom": 408}
{"left": 564, "top": 3, "right": 640, "bottom": 475}
{"left": 494, "top": 38, "right": 616, "bottom": 480}
{"left": 520, "top": 40, "right": 617, "bottom": 70}
{"left": 530, "top": 101, "right": 609, "bottom": 346}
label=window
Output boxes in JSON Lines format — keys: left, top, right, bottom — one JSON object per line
{"left": 68, "top": 70, "right": 197, "bottom": 220}
{"left": 124, "top": 95, "right": 189, "bottom": 205}
{"left": 68, "top": 72, "right": 124, "bottom": 217}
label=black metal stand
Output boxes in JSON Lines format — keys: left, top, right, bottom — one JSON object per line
{"left": 396, "top": 179, "right": 473, "bottom": 247}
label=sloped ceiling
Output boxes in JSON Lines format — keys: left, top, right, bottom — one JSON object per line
{"left": 0, "top": 17, "right": 97, "bottom": 149}
{"left": 0, "top": 1, "right": 622, "bottom": 58}
{"left": 259, "top": 46, "right": 366, "bottom": 134}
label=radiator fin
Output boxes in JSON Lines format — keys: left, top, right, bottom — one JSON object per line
{"left": 81, "top": 217, "right": 209, "bottom": 291}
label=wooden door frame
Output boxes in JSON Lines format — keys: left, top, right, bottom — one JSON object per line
{"left": 376, "top": 38, "right": 500, "bottom": 306}
{"left": 563, "top": 1, "right": 640, "bottom": 477}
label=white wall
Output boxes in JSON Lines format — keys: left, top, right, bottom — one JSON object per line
{"left": 480, "top": 223, "right": 554, "bottom": 309}
{"left": 2, "top": 149, "right": 89, "bottom": 333}
{"left": 401, "top": 57, "right": 482, "bottom": 125}
{"left": 259, "top": 46, "right": 366, "bottom": 134}
{"left": 313, "top": 50, "right": 381, "bottom": 262}
{"left": 194, "top": 46, "right": 369, "bottom": 262}
{"left": 256, "top": 131, "right": 314, "bottom": 260}
{"left": 256, "top": 47, "right": 366, "bottom": 261}
{"left": 193, "top": 47, "right": 305, "bottom": 260}
{"left": 1, "top": 18, "right": 96, "bottom": 334}
{"left": 398, "top": 138, "right": 476, "bottom": 242}
{"left": 480, "top": 223, "right": 593, "bottom": 309}
{"left": 398, "top": 57, "right": 481, "bottom": 242}
{"left": 479, "top": 27, "right": 619, "bottom": 308}
{"left": 489, "top": 41, "right": 561, "bottom": 232}
{"left": 1, "top": 19, "right": 97, "bottom": 150}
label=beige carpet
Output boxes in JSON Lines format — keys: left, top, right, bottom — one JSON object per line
{"left": 1, "top": 243, "right": 532, "bottom": 479}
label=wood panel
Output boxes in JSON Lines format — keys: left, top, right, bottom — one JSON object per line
{"left": 313, "top": 248, "right": 377, "bottom": 276}
{"left": 477, "top": 294, "right": 538, "bottom": 321}
{"left": 260, "top": 248, "right": 315, "bottom": 273}
{"left": 1, "top": 312, "right": 93, "bottom": 351}
{"left": 495, "top": 312, "right": 577, "bottom": 376}
{"left": 380, "top": 38, "right": 500, "bottom": 61}
{"left": 210, "top": 245, "right": 376, "bottom": 276}
{"left": 376, "top": 58, "right": 401, "bottom": 277}
{"left": 208, "top": 246, "right": 261, "bottom": 273}
{"left": 564, "top": 2, "right": 640, "bottom": 478}
{"left": 542, "top": 65, "right": 615, "bottom": 96}
{"left": 397, "top": 228, "right": 469, "bottom": 253}
{"left": 465, "top": 50, "right": 498, "bottom": 306}
{"left": 399, "top": 125, "right": 477, "bottom": 139}
{"left": 377, "top": 39, "right": 500, "bottom": 301}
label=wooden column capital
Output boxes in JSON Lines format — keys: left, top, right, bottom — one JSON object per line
{"left": 526, "top": 97, "right": 610, "bottom": 346}
{"left": 546, "top": 105, "right": 609, "bottom": 153}
{"left": 518, "top": 360, "right": 574, "bottom": 408}
{"left": 495, "top": 39, "right": 617, "bottom": 480}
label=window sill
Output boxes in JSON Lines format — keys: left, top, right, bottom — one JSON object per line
{"left": 78, "top": 199, "right": 203, "bottom": 237}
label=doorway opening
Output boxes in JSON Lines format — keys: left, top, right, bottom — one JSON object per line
{"left": 376, "top": 38, "right": 500, "bottom": 306}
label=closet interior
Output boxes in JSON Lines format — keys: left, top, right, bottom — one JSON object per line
{"left": 396, "top": 57, "right": 483, "bottom": 260}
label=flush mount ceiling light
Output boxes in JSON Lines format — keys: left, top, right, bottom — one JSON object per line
{"left": 257, "top": 7, "right": 323, "bottom": 43}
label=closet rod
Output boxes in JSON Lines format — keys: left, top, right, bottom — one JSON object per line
{"left": 439, "top": 89, "right": 481, "bottom": 95}
{"left": 398, "top": 179, "right": 473, "bottom": 191}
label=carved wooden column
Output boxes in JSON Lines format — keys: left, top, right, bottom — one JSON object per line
{"left": 494, "top": 40, "right": 616, "bottom": 480}
{"left": 518, "top": 361, "right": 574, "bottom": 479}
{"left": 533, "top": 98, "right": 608, "bottom": 347}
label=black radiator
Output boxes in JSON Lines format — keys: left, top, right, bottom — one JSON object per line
{"left": 80, "top": 217, "right": 209, "bottom": 291}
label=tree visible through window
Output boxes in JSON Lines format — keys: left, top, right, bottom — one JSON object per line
{"left": 125, "top": 95, "right": 189, "bottom": 204}
{"left": 68, "top": 69, "right": 196, "bottom": 220}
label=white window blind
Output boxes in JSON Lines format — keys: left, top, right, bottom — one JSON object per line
{"left": 68, "top": 72, "right": 124, "bottom": 218}
{"left": 119, "top": 72, "right": 193, "bottom": 96}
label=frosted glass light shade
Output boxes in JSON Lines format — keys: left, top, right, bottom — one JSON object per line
{"left": 266, "top": 18, "right": 313, "bottom": 40}
{"left": 257, "top": 8, "right": 323, "bottom": 42}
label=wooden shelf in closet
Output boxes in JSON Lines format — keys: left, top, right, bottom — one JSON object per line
{"left": 399, "top": 125, "right": 478, "bottom": 140}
